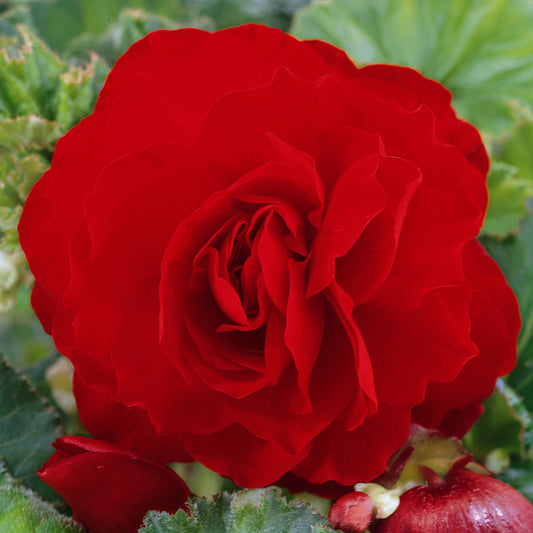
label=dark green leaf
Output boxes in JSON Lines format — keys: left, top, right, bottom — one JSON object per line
{"left": 0, "top": 461, "right": 84, "bottom": 533}
{"left": 140, "top": 488, "right": 334, "bottom": 533}
{"left": 499, "top": 458, "right": 533, "bottom": 502}
{"left": 291, "top": 0, "right": 533, "bottom": 136}
{"left": 0, "top": 355, "right": 63, "bottom": 503}
{"left": 464, "top": 380, "right": 530, "bottom": 461}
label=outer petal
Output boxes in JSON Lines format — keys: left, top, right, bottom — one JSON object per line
{"left": 292, "top": 405, "right": 411, "bottom": 485}
{"left": 74, "top": 375, "right": 191, "bottom": 463}
{"left": 355, "top": 64, "right": 489, "bottom": 174}
{"left": 355, "top": 283, "right": 478, "bottom": 408}
{"left": 412, "top": 240, "right": 520, "bottom": 434}
{"left": 38, "top": 436, "right": 190, "bottom": 533}
{"left": 181, "top": 423, "right": 311, "bottom": 488}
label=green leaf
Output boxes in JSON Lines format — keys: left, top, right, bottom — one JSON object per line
{"left": 55, "top": 54, "right": 108, "bottom": 131}
{"left": 464, "top": 380, "right": 531, "bottom": 462}
{"left": 140, "top": 488, "right": 334, "bottom": 533}
{"left": 0, "top": 461, "right": 84, "bottom": 533}
{"left": 0, "top": 20, "right": 107, "bottom": 130}
{"left": 481, "top": 161, "right": 529, "bottom": 237}
{"left": 499, "top": 458, "right": 533, "bottom": 502}
{"left": 0, "top": 115, "right": 61, "bottom": 152}
{"left": 0, "top": 355, "right": 63, "bottom": 503}
{"left": 29, "top": 0, "right": 188, "bottom": 53}
{"left": 65, "top": 8, "right": 187, "bottom": 65}
{"left": 291, "top": 0, "right": 533, "bottom": 135}
{"left": 500, "top": 115, "right": 533, "bottom": 187}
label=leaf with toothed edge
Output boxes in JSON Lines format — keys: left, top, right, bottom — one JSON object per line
{"left": 140, "top": 488, "right": 335, "bottom": 532}
{"left": 0, "top": 460, "right": 83, "bottom": 533}
{"left": 0, "top": 355, "right": 64, "bottom": 504}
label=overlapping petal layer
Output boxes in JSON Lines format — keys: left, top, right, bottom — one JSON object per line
{"left": 20, "top": 24, "right": 519, "bottom": 491}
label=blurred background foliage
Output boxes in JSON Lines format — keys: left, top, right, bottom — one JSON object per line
{"left": 0, "top": 0, "right": 533, "bottom": 520}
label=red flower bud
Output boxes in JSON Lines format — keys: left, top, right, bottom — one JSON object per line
{"left": 38, "top": 436, "right": 190, "bottom": 533}
{"left": 328, "top": 491, "right": 375, "bottom": 533}
{"left": 374, "top": 462, "right": 533, "bottom": 532}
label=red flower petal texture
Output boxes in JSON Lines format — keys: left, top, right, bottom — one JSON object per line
{"left": 38, "top": 436, "right": 190, "bottom": 533}
{"left": 20, "top": 24, "right": 519, "bottom": 492}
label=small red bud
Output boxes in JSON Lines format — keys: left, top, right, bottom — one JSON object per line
{"left": 328, "top": 491, "right": 375, "bottom": 533}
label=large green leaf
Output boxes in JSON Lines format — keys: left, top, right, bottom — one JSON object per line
{"left": 0, "top": 355, "right": 63, "bottom": 503}
{"left": 141, "top": 489, "right": 334, "bottom": 533}
{"left": 0, "top": 461, "right": 84, "bottom": 533}
{"left": 291, "top": 0, "right": 533, "bottom": 136}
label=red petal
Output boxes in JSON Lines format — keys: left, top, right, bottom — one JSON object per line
{"left": 182, "top": 423, "right": 311, "bottom": 488}
{"left": 412, "top": 240, "right": 520, "bottom": 433}
{"left": 355, "top": 284, "right": 478, "bottom": 407}
{"left": 111, "top": 294, "right": 235, "bottom": 435}
{"left": 356, "top": 64, "right": 489, "bottom": 174}
{"left": 95, "top": 28, "right": 209, "bottom": 111}
{"left": 30, "top": 281, "right": 60, "bottom": 335}
{"left": 38, "top": 436, "right": 189, "bottom": 533}
{"left": 18, "top": 170, "right": 70, "bottom": 297}
{"left": 74, "top": 375, "right": 191, "bottom": 463}
{"left": 227, "top": 302, "right": 364, "bottom": 455}
{"left": 292, "top": 405, "right": 411, "bottom": 485}
{"left": 307, "top": 153, "right": 386, "bottom": 296}
{"left": 85, "top": 143, "right": 234, "bottom": 297}
{"left": 336, "top": 154, "right": 421, "bottom": 306}
{"left": 386, "top": 188, "right": 482, "bottom": 306}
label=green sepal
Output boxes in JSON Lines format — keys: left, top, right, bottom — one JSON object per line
{"left": 0, "top": 461, "right": 84, "bottom": 533}
{"left": 0, "top": 355, "right": 63, "bottom": 503}
{"left": 291, "top": 0, "right": 533, "bottom": 136}
{"left": 140, "top": 488, "right": 334, "bottom": 533}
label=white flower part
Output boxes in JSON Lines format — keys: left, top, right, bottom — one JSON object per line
{"left": 0, "top": 250, "right": 21, "bottom": 312}
{"left": 0, "top": 250, "right": 19, "bottom": 290}
{"left": 355, "top": 481, "right": 422, "bottom": 519}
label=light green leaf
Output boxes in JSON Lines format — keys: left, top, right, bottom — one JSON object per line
{"left": 0, "top": 19, "right": 107, "bottom": 130}
{"left": 481, "top": 161, "right": 529, "bottom": 237}
{"left": 0, "top": 461, "right": 84, "bottom": 533}
{"left": 140, "top": 488, "right": 334, "bottom": 533}
{"left": 291, "top": 0, "right": 533, "bottom": 135}
{"left": 55, "top": 54, "right": 108, "bottom": 131}
{"left": 0, "top": 115, "right": 61, "bottom": 152}
{"left": 0, "top": 355, "right": 63, "bottom": 503}
{"left": 500, "top": 117, "right": 533, "bottom": 187}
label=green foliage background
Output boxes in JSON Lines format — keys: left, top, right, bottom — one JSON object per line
{"left": 1, "top": 0, "right": 533, "bottom": 531}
